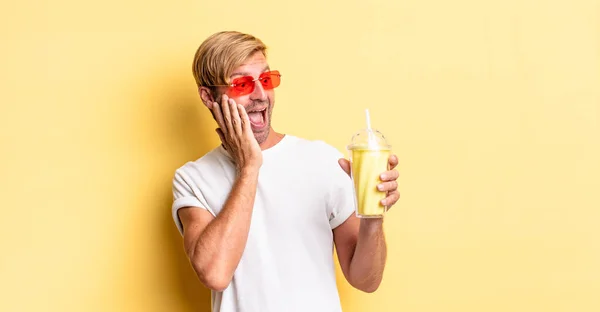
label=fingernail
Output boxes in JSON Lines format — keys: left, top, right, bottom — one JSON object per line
{"left": 380, "top": 174, "right": 387, "bottom": 180}
{"left": 377, "top": 184, "right": 384, "bottom": 191}
{"left": 381, "top": 199, "right": 387, "bottom": 205}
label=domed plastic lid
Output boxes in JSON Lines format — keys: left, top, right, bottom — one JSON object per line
{"left": 348, "top": 128, "right": 391, "bottom": 150}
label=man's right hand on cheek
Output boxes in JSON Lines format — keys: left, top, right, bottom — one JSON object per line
{"left": 210, "top": 94, "right": 263, "bottom": 174}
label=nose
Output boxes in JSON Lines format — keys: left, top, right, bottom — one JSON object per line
{"left": 249, "top": 80, "right": 267, "bottom": 101}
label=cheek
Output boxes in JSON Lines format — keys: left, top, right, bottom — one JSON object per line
{"left": 227, "top": 93, "right": 250, "bottom": 105}
{"left": 215, "top": 87, "right": 230, "bottom": 100}
{"left": 267, "top": 91, "right": 275, "bottom": 105}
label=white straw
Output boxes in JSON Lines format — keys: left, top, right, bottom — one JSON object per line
{"left": 365, "top": 109, "right": 377, "bottom": 148}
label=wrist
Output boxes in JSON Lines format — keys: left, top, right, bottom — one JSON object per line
{"left": 360, "top": 218, "right": 384, "bottom": 231}
{"left": 238, "top": 166, "right": 260, "bottom": 178}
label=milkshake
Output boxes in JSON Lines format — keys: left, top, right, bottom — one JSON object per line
{"left": 348, "top": 110, "right": 392, "bottom": 218}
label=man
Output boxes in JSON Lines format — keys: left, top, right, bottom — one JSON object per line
{"left": 171, "top": 31, "right": 400, "bottom": 312}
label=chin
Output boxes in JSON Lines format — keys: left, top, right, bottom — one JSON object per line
{"left": 253, "top": 128, "right": 270, "bottom": 145}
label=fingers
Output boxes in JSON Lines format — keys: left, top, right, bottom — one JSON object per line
{"left": 388, "top": 154, "right": 399, "bottom": 170}
{"left": 229, "top": 99, "right": 242, "bottom": 135}
{"left": 338, "top": 158, "right": 351, "bottom": 176}
{"left": 212, "top": 100, "right": 227, "bottom": 135}
{"left": 380, "top": 169, "right": 399, "bottom": 182}
{"left": 377, "top": 180, "right": 397, "bottom": 192}
{"left": 381, "top": 190, "right": 400, "bottom": 207}
{"left": 379, "top": 158, "right": 400, "bottom": 208}
{"left": 215, "top": 128, "right": 229, "bottom": 150}
{"left": 220, "top": 94, "right": 234, "bottom": 136}
{"left": 237, "top": 104, "right": 253, "bottom": 135}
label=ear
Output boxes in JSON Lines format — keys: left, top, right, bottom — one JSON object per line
{"left": 199, "top": 87, "right": 215, "bottom": 108}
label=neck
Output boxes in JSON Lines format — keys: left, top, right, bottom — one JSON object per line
{"left": 259, "top": 127, "right": 285, "bottom": 150}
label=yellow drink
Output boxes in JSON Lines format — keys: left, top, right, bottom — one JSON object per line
{"left": 350, "top": 147, "right": 390, "bottom": 217}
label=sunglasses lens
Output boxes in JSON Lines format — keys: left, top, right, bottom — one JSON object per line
{"left": 229, "top": 71, "right": 281, "bottom": 96}
{"left": 259, "top": 71, "right": 281, "bottom": 90}
{"left": 230, "top": 76, "right": 255, "bottom": 96}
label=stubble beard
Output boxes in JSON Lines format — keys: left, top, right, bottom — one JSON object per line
{"left": 251, "top": 101, "right": 272, "bottom": 145}
{"left": 209, "top": 90, "right": 273, "bottom": 145}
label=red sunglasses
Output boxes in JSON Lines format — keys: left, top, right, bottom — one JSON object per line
{"left": 208, "top": 70, "right": 282, "bottom": 97}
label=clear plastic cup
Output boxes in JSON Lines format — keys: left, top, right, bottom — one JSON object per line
{"left": 347, "top": 128, "right": 391, "bottom": 218}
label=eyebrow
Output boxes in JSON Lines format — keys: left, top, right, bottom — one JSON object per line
{"left": 230, "top": 65, "right": 271, "bottom": 78}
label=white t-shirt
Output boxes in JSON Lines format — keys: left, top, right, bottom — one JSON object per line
{"left": 171, "top": 135, "right": 356, "bottom": 312}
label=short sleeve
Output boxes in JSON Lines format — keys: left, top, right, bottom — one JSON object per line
{"left": 325, "top": 146, "right": 356, "bottom": 229}
{"left": 171, "top": 169, "right": 212, "bottom": 236}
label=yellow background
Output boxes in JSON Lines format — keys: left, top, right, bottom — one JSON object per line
{"left": 2, "top": 0, "right": 599, "bottom": 311}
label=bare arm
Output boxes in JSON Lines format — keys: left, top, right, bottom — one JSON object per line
{"left": 178, "top": 94, "right": 263, "bottom": 291}
{"left": 334, "top": 155, "right": 400, "bottom": 292}
{"left": 179, "top": 168, "right": 258, "bottom": 291}
{"left": 334, "top": 217, "right": 387, "bottom": 292}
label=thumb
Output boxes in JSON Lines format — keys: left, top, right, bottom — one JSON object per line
{"left": 338, "top": 158, "right": 351, "bottom": 176}
{"left": 216, "top": 128, "right": 228, "bottom": 150}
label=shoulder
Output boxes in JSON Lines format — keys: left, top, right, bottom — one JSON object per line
{"left": 173, "top": 146, "right": 229, "bottom": 179}
{"left": 282, "top": 136, "right": 346, "bottom": 175}
{"left": 285, "top": 135, "right": 345, "bottom": 159}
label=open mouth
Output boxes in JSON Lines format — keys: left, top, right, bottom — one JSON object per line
{"left": 247, "top": 107, "right": 267, "bottom": 130}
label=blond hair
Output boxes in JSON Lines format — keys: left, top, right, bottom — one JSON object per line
{"left": 192, "top": 31, "right": 267, "bottom": 90}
